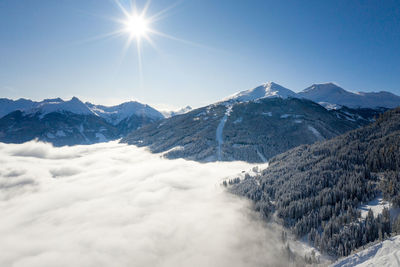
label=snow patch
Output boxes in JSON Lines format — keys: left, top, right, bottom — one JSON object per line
{"left": 280, "top": 114, "right": 291, "bottom": 118}
{"left": 233, "top": 117, "right": 243, "bottom": 124}
{"left": 262, "top": 112, "right": 272, "bottom": 117}
{"left": 95, "top": 133, "right": 107, "bottom": 142}
{"left": 307, "top": 125, "right": 325, "bottom": 141}
{"left": 162, "top": 145, "right": 185, "bottom": 156}
{"left": 55, "top": 130, "right": 66, "bottom": 137}
{"left": 358, "top": 196, "right": 390, "bottom": 219}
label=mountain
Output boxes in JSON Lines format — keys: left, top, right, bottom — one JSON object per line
{"left": 230, "top": 107, "right": 400, "bottom": 258}
{"left": 85, "top": 101, "right": 164, "bottom": 136}
{"left": 0, "top": 98, "right": 36, "bottom": 118}
{"left": 299, "top": 83, "right": 400, "bottom": 109}
{"left": 86, "top": 101, "right": 164, "bottom": 124}
{"left": 161, "top": 106, "right": 193, "bottom": 118}
{"left": 122, "top": 95, "right": 380, "bottom": 163}
{"left": 224, "top": 82, "right": 298, "bottom": 102}
{"left": 30, "top": 97, "right": 94, "bottom": 116}
{"left": 224, "top": 81, "right": 400, "bottom": 109}
{"left": 0, "top": 97, "right": 164, "bottom": 145}
{"left": 0, "top": 110, "right": 118, "bottom": 146}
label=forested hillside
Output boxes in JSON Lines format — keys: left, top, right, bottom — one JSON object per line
{"left": 122, "top": 97, "right": 379, "bottom": 162}
{"left": 230, "top": 108, "right": 400, "bottom": 257}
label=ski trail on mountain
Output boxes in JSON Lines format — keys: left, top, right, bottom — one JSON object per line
{"left": 256, "top": 149, "right": 267, "bottom": 163}
{"left": 216, "top": 105, "right": 232, "bottom": 161}
{"left": 307, "top": 125, "right": 325, "bottom": 141}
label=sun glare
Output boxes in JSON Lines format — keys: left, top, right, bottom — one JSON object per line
{"left": 124, "top": 15, "right": 149, "bottom": 38}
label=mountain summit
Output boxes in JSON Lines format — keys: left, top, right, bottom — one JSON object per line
{"left": 225, "top": 81, "right": 400, "bottom": 109}
{"left": 299, "top": 83, "right": 400, "bottom": 108}
{"left": 225, "top": 82, "right": 298, "bottom": 102}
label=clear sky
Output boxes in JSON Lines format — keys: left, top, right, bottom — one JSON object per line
{"left": 1, "top": 0, "right": 399, "bottom": 110}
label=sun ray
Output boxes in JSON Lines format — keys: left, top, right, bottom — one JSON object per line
{"left": 148, "top": 29, "right": 214, "bottom": 50}
{"left": 66, "top": 0, "right": 214, "bottom": 93}
{"left": 147, "top": 0, "right": 183, "bottom": 23}
{"left": 114, "top": 0, "right": 131, "bottom": 18}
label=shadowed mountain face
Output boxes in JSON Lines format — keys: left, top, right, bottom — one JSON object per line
{"left": 0, "top": 97, "right": 164, "bottom": 146}
{"left": 0, "top": 111, "right": 117, "bottom": 146}
{"left": 122, "top": 97, "right": 380, "bottom": 163}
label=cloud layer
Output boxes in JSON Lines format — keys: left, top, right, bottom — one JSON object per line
{"left": 0, "top": 141, "right": 291, "bottom": 267}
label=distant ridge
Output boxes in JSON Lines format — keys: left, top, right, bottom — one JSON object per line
{"left": 0, "top": 97, "right": 164, "bottom": 122}
{"left": 0, "top": 97, "right": 164, "bottom": 146}
{"left": 224, "top": 81, "right": 400, "bottom": 109}
{"left": 298, "top": 82, "right": 400, "bottom": 108}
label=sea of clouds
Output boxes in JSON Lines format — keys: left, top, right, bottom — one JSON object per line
{"left": 0, "top": 140, "right": 293, "bottom": 267}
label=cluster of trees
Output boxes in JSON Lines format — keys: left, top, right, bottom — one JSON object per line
{"left": 231, "top": 108, "right": 400, "bottom": 257}
{"left": 222, "top": 177, "right": 241, "bottom": 187}
{"left": 309, "top": 208, "right": 391, "bottom": 257}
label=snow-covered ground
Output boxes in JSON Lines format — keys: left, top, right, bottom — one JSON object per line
{"left": 358, "top": 196, "right": 390, "bottom": 218}
{"left": 358, "top": 195, "right": 400, "bottom": 223}
{"left": 331, "top": 235, "right": 400, "bottom": 267}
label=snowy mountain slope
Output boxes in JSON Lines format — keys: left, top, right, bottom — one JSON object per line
{"left": 0, "top": 98, "right": 36, "bottom": 118}
{"left": 122, "top": 97, "right": 377, "bottom": 162}
{"left": 331, "top": 235, "right": 400, "bottom": 267}
{"left": 161, "top": 106, "right": 192, "bottom": 118}
{"left": 0, "top": 97, "right": 164, "bottom": 146}
{"left": 86, "top": 101, "right": 164, "bottom": 124}
{"left": 0, "top": 97, "right": 164, "bottom": 121}
{"left": 224, "top": 81, "right": 400, "bottom": 109}
{"left": 299, "top": 83, "right": 400, "bottom": 108}
{"left": 0, "top": 110, "right": 118, "bottom": 146}
{"left": 29, "top": 97, "right": 94, "bottom": 116}
{"left": 224, "top": 82, "right": 298, "bottom": 102}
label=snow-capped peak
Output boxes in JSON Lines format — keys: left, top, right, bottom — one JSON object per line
{"left": 28, "top": 97, "right": 93, "bottom": 116}
{"left": 301, "top": 82, "right": 347, "bottom": 95}
{"left": 225, "top": 82, "right": 298, "bottom": 103}
{"left": 161, "top": 106, "right": 193, "bottom": 118}
{"left": 86, "top": 101, "right": 164, "bottom": 125}
{"left": 0, "top": 97, "right": 165, "bottom": 124}
{"left": 299, "top": 83, "right": 400, "bottom": 108}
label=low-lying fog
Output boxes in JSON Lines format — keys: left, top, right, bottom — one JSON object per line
{"left": 0, "top": 141, "right": 293, "bottom": 267}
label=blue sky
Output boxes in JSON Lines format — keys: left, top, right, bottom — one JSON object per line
{"left": 1, "top": 0, "right": 399, "bottom": 110}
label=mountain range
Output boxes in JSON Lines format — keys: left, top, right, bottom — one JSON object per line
{"left": 122, "top": 82, "right": 394, "bottom": 162}
{"left": 0, "top": 97, "right": 164, "bottom": 145}
{"left": 226, "top": 81, "right": 400, "bottom": 109}
{"left": 1, "top": 82, "right": 399, "bottom": 149}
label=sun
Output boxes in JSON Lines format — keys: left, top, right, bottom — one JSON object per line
{"left": 124, "top": 15, "right": 149, "bottom": 39}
